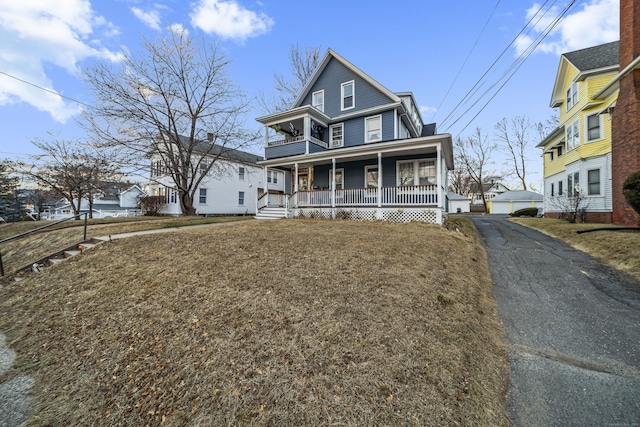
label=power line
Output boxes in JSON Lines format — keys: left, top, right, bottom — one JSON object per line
{"left": 451, "top": 0, "right": 581, "bottom": 137}
{"left": 438, "top": 0, "right": 558, "bottom": 131}
{"left": 0, "top": 70, "right": 93, "bottom": 109}
{"left": 430, "top": 0, "right": 502, "bottom": 123}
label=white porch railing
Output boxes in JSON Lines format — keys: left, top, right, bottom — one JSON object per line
{"left": 266, "top": 135, "right": 328, "bottom": 149}
{"left": 294, "top": 185, "right": 438, "bottom": 207}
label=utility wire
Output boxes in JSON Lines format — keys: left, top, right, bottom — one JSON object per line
{"left": 438, "top": 0, "right": 556, "bottom": 130}
{"left": 451, "top": 0, "right": 581, "bottom": 137}
{"left": 0, "top": 70, "right": 93, "bottom": 109}
{"left": 430, "top": 0, "right": 502, "bottom": 123}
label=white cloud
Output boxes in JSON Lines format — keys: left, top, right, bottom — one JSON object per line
{"left": 420, "top": 105, "right": 437, "bottom": 116}
{"left": 190, "top": 0, "right": 273, "bottom": 41}
{"left": 131, "top": 6, "right": 161, "bottom": 30}
{"left": 517, "top": 0, "right": 619, "bottom": 56}
{"left": 0, "top": 0, "right": 121, "bottom": 123}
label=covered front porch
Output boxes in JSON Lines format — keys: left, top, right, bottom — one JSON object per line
{"left": 256, "top": 136, "right": 453, "bottom": 224}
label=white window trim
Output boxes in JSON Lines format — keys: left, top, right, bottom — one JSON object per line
{"left": 238, "top": 166, "right": 245, "bottom": 181}
{"left": 238, "top": 191, "right": 245, "bottom": 206}
{"left": 341, "top": 80, "right": 355, "bottom": 111}
{"left": 364, "top": 165, "right": 379, "bottom": 188}
{"left": 329, "top": 123, "right": 344, "bottom": 148}
{"left": 566, "top": 119, "right": 580, "bottom": 151}
{"left": 566, "top": 82, "right": 578, "bottom": 111}
{"left": 395, "top": 159, "right": 436, "bottom": 186}
{"left": 199, "top": 188, "right": 207, "bottom": 204}
{"left": 365, "top": 115, "right": 382, "bottom": 143}
{"left": 587, "top": 168, "right": 601, "bottom": 196}
{"left": 312, "top": 90, "right": 324, "bottom": 112}
{"left": 585, "top": 112, "right": 604, "bottom": 143}
{"left": 329, "top": 168, "right": 345, "bottom": 190}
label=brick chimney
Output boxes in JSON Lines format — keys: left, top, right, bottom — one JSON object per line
{"left": 612, "top": 0, "right": 640, "bottom": 225}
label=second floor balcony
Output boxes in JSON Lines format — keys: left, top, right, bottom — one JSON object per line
{"left": 257, "top": 105, "right": 331, "bottom": 160}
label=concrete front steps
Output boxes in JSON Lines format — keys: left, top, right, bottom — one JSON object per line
{"left": 254, "top": 207, "right": 288, "bottom": 220}
{"left": 13, "top": 239, "right": 103, "bottom": 282}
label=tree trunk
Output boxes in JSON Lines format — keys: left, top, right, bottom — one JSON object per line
{"left": 180, "top": 192, "right": 196, "bottom": 216}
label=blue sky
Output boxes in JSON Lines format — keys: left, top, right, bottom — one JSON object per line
{"left": 0, "top": 0, "right": 620, "bottom": 188}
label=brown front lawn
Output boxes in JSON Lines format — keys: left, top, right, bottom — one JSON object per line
{"left": 0, "top": 219, "right": 510, "bottom": 426}
{"left": 510, "top": 217, "right": 640, "bottom": 281}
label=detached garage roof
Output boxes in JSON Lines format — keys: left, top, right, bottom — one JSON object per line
{"left": 447, "top": 192, "right": 469, "bottom": 201}
{"left": 491, "top": 190, "right": 543, "bottom": 202}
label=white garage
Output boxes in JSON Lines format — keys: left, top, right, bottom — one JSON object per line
{"left": 488, "top": 190, "right": 543, "bottom": 215}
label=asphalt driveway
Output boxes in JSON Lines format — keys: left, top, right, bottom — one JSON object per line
{"left": 469, "top": 215, "right": 640, "bottom": 427}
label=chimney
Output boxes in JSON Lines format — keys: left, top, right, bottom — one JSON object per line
{"left": 611, "top": 0, "right": 640, "bottom": 225}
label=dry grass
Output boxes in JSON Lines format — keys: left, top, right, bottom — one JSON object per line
{"left": 510, "top": 217, "right": 640, "bottom": 281}
{"left": 0, "top": 216, "right": 251, "bottom": 277}
{"left": 0, "top": 219, "right": 510, "bottom": 426}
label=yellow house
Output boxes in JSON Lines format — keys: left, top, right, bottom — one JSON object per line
{"left": 537, "top": 41, "right": 619, "bottom": 223}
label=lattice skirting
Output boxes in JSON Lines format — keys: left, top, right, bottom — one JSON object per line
{"left": 293, "top": 208, "right": 444, "bottom": 224}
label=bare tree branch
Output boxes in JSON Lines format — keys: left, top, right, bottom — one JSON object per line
{"left": 83, "top": 27, "right": 258, "bottom": 216}
{"left": 455, "top": 128, "right": 496, "bottom": 212}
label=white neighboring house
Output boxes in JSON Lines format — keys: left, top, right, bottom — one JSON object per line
{"left": 487, "top": 190, "right": 544, "bottom": 215}
{"left": 146, "top": 138, "right": 285, "bottom": 216}
{"left": 42, "top": 184, "right": 145, "bottom": 220}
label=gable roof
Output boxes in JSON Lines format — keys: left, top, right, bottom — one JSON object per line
{"left": 550, "top": 41, "right": 619, "bottom": 107}
{"left": 176, "top": 135, "right": 262, "bottom": 164}
{"left": 563, "top": 41, "right": 619, "bottom": 72}
{"left": 292, "top": 49, "right": 402, "bottom": 109}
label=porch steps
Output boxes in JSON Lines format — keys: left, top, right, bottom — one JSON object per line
{"left": 254, "top": 207, "right": 288, "bottom": 220}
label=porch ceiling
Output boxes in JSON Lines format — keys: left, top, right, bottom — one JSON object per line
{"left": 258, "top": 134, "right": 454, "bottom": 169}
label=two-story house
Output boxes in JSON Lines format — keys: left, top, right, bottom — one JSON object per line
{"left": 147, "top": 135, "right": 285, "bottom": 216}
{"left": 254, "top": 49, "right": 454, "bottom": 224}
{"left": 537, "top": 41, "right": 619, "bottom": 222}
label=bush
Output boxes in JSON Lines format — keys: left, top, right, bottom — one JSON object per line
{"left": 623, "top": 171, "right": 640, "bottom": 218}
{"left": 138, "top": 195, "right": 166, "bottom": 216}
{"left": 510, "top": 207, "right": 538, "bottom": 217}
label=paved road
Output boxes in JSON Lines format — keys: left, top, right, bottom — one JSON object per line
{"left": 469, "top": 215, "right": 640, "bottom": 427}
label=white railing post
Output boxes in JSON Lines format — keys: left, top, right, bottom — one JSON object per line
{"left": 294, "top": 163, "right": 299, "bottom": 208}
{"left": 331, "top": 158, "right": 336, "bottom": 209}
{"left": 436, "top": 146, "right": 442, "bottom": 209}
{"left": 377, "top": 152, "right": 382, "bottom": 207}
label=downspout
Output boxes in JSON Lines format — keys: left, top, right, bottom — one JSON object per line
{"left": 377, "top": 152, "right": 382, "bottom": 207}
{"left": 436, "top": 146, "right": 442, "bottom": 209}
{"left": 294, "top": 163, "right": 299, "bottom": 208}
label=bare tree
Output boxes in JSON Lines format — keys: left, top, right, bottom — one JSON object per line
{"left": 14, "top": 138, "right": 120, "bottom": 219}
{"left": 259, "top": 44, "right": 322, "bottom": 113}
{"left": 83, "top": 27, "right": 257, "bottom": 216}
{"left": 550, "top": 191, "right": 590, "bottom": 223}
{"left": 535, "top": 114, "right": 560, "bottom": 142}
{"left": 494, "top": 116, "right": 533, "bottom": 190}
{"left": 455, "top": 128, "right": 496, "bottom": 212}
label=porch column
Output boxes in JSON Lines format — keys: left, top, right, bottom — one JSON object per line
{"left": 263, "top": 166, "right": 269, "bottom": 207}
{"left": 294, "top": 162, "right": 299, "bottom": 208}
{"left": 331, "top": 158, "right": 336, "bottom": 208}
{"left": 436, "top": 146, "right": 443, "bottom": 209}
{"left": 377, "top": 152, "right": 382, "bottom": 207}
{"left": 304, "top": 116, "right": 311, "bottom": 155}
{"left": 264, "top": 126, "right": 269, "bottom": 147}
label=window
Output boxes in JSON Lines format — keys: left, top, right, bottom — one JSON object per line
{"left": 566, "top": 82, "right": 578, "bottom": 110}
{"left": 365, "top": 115, "right": 382, "bottom": 143}
{"left": 267, "top": 171, "right": 278, "bottom": 184}
{"left": 365, "top": 165, "right": 379, "bottom": 188}
{"left": 238, "top": 191, "right": 245, "bottom": 205}
{"left": 239, "top": 166, "right": 245, "bottom": 180}
{"left": 199, "top": 161, "right": 208, "bottom": 175}
{"left": 199, "top": 188, "right": 207, "bottom": 204}
{"left": 558, "top": 180, "right": 563, "bottom": 196}
{"left": 330, "top": 123, "right": 344, "bottom": 148}
{"left": 551, "top": 183, "right": 555, "bottom": 197}
{"left": 566, "top": 120, "right": 580, "bottom": 151}
{"left": 586, "top": 113, "right": 602, "bottom": 142}
{"left": 397, "top": 160, "right": 436, "bottom": 186}
{"left": 588, "top": 169, "right": 601, "bottom": 195}
{"left": 312, "top": 90, "right": 324, "bottom": 112}
{"left": 329, "top": 168, "right": 344, "bottom": 190}
{"left": 341, "top": 81, "right": 354, "bottom": 110}
{"left": 557, "top": 144, "right": 563, "bottom": 156}
{"left": 567, "top": 172, "right": 579, "bottom": 197}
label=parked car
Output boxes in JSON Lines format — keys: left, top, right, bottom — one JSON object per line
{"left": 0, "top": 217, "right": 6, "bottom": 224}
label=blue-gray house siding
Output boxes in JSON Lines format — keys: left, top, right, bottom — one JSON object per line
{"left": 299, "top": 58, "right": 396, "bottom": 116}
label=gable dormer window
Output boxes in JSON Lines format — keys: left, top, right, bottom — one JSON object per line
{"left": 312, "top": 90, "right": 324, "bottom": 112}
{"left": 341, "top": 81, "right": 354, "bottom": 110}
{"left": 566, "top": 82, "right": 578, "bottom": 110}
